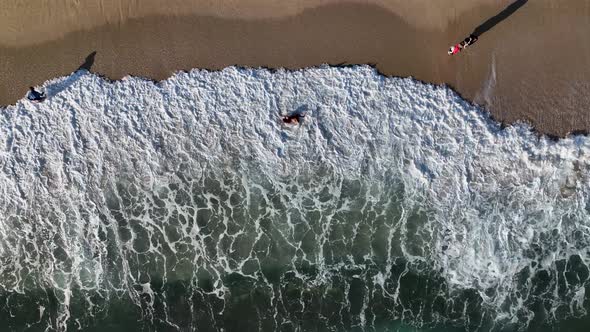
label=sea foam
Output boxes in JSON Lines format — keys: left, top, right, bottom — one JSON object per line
{"left": 0, "top": 66, "right": 589, "bottom": 330}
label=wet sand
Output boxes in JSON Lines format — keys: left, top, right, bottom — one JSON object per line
{"left": 0, "top": 0, "right": 500, "bottom": 47}
{"left": 2, "top": 0, "right": 590, "bottom": 137}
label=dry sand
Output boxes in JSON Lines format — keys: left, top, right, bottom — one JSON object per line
{"left": 1, "top": 0, "right": 590, "bottom": 137}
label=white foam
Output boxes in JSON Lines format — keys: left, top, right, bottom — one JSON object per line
{"left": 1, "top": 66, "right": 589, "bottom": 329}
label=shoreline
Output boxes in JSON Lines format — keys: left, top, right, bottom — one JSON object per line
{"left": 2, "top": 1, "right": 590, "bottom": 137}
{"left": 21, "top": 64, "right": 578, "bottom": 143}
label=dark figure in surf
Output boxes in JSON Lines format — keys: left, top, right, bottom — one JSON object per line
{"left": 27, "top": 87, "right": 46, "bottom": 102}
{"left": 282, "top": 112, "right": 306, "bottom": 124}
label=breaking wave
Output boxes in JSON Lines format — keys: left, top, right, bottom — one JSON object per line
{"left": 1, "top": 66, "right": 589, "bottom": 331}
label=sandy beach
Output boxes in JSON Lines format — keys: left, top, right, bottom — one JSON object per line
{"left": 2, "top": 0, "right": 590, "bottom": 136}
{"left": 5, "top": 2, "right": 590, "bottom": 331}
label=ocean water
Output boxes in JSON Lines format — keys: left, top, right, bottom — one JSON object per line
{"left": 1, "top": 66, "right": 589, "bottom": 331}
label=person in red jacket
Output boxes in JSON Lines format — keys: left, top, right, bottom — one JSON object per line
{"left": 448, "top": 44, "right": 462, "bottom": 55}
{"left": 448, "top": 34, "right": 478, "bottom": 55}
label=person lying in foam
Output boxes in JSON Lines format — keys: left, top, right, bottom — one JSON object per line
{"left": 282, "top": 112, "right": 306, "bottom": 124}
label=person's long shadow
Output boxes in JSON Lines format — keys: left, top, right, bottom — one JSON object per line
{"left": 44, "top": 51, "right": 97, "bottom": 98}
{"left": 472, "top": 0, "right": 528, "bottom": 37}
{"left": 77, "top": 51, "right": 97, "bottom": 71}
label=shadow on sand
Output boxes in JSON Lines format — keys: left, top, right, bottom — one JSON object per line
{"left": 77, "top": 51, "right": 97, "bottom": 71}
{"left": 472, "top": 0, "right": 528, "bottom": 37}
{"left": 44, "top": 51, "right": 97, "bottom": 98}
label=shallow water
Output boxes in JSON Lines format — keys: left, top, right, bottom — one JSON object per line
{"left": 1, "top": 66, "right": 589, "bottom": 331}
